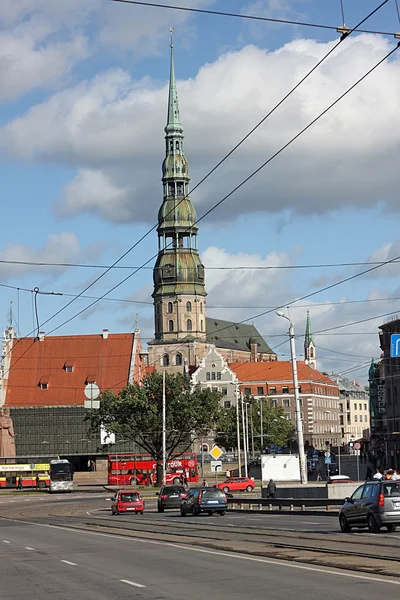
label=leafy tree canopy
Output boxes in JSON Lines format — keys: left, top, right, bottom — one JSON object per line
{"left": 86, "top": 371, "right": 221, "bottom": 464}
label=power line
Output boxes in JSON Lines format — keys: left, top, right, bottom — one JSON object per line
{"left": 1, "top": 258, "right": 399, "bottom": 270}
{"left": 110, "top": 0, "right": 397, "bottom": 36}
{"left": 313, "top": 309, "right": 399, "bottom": 335}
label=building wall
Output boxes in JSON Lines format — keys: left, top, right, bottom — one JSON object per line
{"left": 191, "top": 346, "right": 236, "bottom": 408}
{"left": 154, "top": 296, "right": 207, "bottom": 342}
{"left": 378, "top": 318, "right": 400, "bottom": 461}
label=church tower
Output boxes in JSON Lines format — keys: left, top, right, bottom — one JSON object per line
{"left": 304, "top": 311, "right": 316, "bottom": 369}
{"left": 149, "top": 39, "right": 207, "bottom": 369}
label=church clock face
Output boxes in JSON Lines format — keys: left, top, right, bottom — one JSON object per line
{"left": 163, "top": 264, "right": 174, "bottom": 278}
{"left": 197, "top": 265, "right": 204, "bottom": 279}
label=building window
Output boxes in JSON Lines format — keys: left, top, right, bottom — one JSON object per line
{"left": 222, "top": 387, "right": 228, "bottom": 395}
{"left": 359, "top": 403, "right": 362, "bottom": 411}
{"left": 283, "top": 398, "right": 290, "bottom": 408}
{"left": 224, "top": 400, "right": 231, "bottom": 409}
{"left": 282, "top": 386, "right": 289, "bottom": 394}
{"left": 64, "top": 365, "right": 73, "bottom": 373}
{"left": 212, "top": 387, "right": 218, "bottom": 393}
{"left": 176, "top": 353, "right": 182, "bottom": 366}
{"left": 269, "top": 386, "right": 276, "bottom": 395}
{"left": 244, "top": 387, "right": 251, "bottom": 396}
{"left": 211, "top": 372, "right": 216, "bottom": 380}
{"left": 271, "top": 399, "right": 277, "bottom": 407}
{"left": 200, "top": 302, "right": 203, "bottom": 313}
{"left": 168, "top": 302, "right": 173, "bottom": 313}
{"left": 354, "top": 415, "right": 358, "bottom": 422}
{"left": 39, "top": 382, "right": 48, "bottom": 390}
{"left": 168, "top": 320, "right": 174, "bottom": 332}
{"left": 163, "top": 354, "right": 170, "bottom": 367}
{"left": 217, "top": 372, "right": 221, "bottom": 381}
{"left": 284, "top": 413, "right": 291, "bottom": 421}
{"left": 300, "top": 412, "right": 304, "bottom": 420}
{"left": 176, "top": 141, "right": 179, "bottom": 150}
{"left": 364, "top": 415, "right": 368, "bottom": 422}
{"left": 186, "top": 301, "right": 192, "bottom": 312}
{"left": 299, "top": 398, "right": 303, "bottom": 407}
{"left": 257, "top": 387, "right": 264, "bottom": 395}
{"left": 200, "top": 320, "right": 203, "bottom": 331}
{"left": 298, "top": 386, "right": 302, "bottom": 394}
{"left": 364, "top": 403, "right": 367, "bottom": 410}
{"left": 187, "top": 319, "right": 192, "bottom": 331}
{"left": 206, "top": 372, "right": 210, "bottom": 381}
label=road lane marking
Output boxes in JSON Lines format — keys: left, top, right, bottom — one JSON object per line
{"left": 3, "top": 540, "right": 11, "bottom": 544}
{"left": 120, "top": 579, "right": 145, "bottom": 588}
{"left": 301, "top": 522, "right": 320, "bottom": 525}
{"left": 25, "top": 547, "right": 35, "bottom": 550}
{"left": 60, "top": 560, "right": 77, "bottom": 566}
{"left": 5, "top": 516, "right": 400, "bottom": 587}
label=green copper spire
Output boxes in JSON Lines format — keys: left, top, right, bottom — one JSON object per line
{"left": 165, "top": 39, "right": 183, "bottom": 135}
{"left": 305, "top": 310, "right": 313, "bottom": 347}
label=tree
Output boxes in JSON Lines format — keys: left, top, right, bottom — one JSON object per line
{"left": 215, "top": 398, "right": 295, "bottom": 452}
{"left": 85, "top": 371, "right": 221, "bottom": 483}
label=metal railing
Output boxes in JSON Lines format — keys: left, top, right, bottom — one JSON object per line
{"left": 227, "top": 497, "right": 342, "bottom": 512}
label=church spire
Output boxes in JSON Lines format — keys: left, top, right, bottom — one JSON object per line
{"left": 304, "top": 311, "right": 316, "bottom": 369}
{"left": 165, "top": 33, "right": 183, "bottom": 135}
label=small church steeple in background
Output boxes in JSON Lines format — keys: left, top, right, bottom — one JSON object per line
{"left": 304, "top": 310, "right": 316, "bottom": 369}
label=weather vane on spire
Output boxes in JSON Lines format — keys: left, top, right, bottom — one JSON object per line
{"left": 170, "top": 27, "right": 174, "bottom": 48}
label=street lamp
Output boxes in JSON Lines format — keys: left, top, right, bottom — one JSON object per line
{"left": 230, "top": 380, "right": 242, "bottom": 476}
{"left": 276, "top": 311, "right": 307, "bottom": 484}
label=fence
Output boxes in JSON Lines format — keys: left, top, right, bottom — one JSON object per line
{"left": 227, "top": 497, "right": 343, "bottom": 512}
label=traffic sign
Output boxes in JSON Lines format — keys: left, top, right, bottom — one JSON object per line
{"left": 390, "top": 334, "right": 400, "bottom": 357}
{"left": 209, "top": 445, "right": 223, "bottom": 460}
{"left": 211, "top": 460, "right": 222, "bottom": 472}
{"left": 324, "top": 451, "right": 331, "bottom": 458}
{"left": 324, "top": 456, "right": 331, "bottom": 464}
{"left": 354, "top": 442, "right": 361, "bottom": 451}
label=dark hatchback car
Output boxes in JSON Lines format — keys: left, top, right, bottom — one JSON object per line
{"left": 156, "top": 485, "right": 186, "bottom": 512}
{"left": 339, "top": 480, "right": 400, "bottom": 533}
{"left": 180, "top": 487, "right": 227, "bottom": 516}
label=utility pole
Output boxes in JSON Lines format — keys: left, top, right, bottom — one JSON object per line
{"left": 260, "top": 398, "right": 264, "bottom": 453}
{"left": 276, "top": 312, "right": 307, "bottom": 484}
{"left": 241, "top": 393, "right": 248, "bottom": 478}
{"left": 162, "top": 370, "right": 166, "bottom": 485}
{"left": 232, "top": 381, "right": 242, "bottom": 477}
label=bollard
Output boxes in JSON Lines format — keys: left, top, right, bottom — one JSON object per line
{"left": 301, "top": 504, "right": 305, "bottom": 511}
{"left": 290, "top": 504, "right": 294, "bottom": 511}
{"left": 269, "top": 503, "right": 272, "bottom": 511}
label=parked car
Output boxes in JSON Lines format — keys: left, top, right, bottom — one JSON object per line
{"left": 327, "top": 475, "right": 354, "bottom": 484}
{"left": 156, "top": 485, "right": 186, "bottom": 512}
{"left": 180, "top": 487, "right": 227, "bottom": 516}
{"left": 339, "top": 480, "right": 400, "bottom": 533}
{"left": 111, "top": 489, "right": 144, "bottom": 515}
{"left": 217, "top": 477, "right": 255, "bottom": 493}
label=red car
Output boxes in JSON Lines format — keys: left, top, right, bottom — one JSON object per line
{"left": 217, "top": 477, "right": 255, "bottom": 493}
{"left": 111, "top": 490, "right": 145, "bottom": 515}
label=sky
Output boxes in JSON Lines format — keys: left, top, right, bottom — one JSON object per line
{"left": 1, "top": 0, "right": 400, "bottom": 384}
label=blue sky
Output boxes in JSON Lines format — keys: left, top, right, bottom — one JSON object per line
{"left": 1, "top": 0, "right": 400, "bottom": 382}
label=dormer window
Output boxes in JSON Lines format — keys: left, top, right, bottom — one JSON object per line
{"left": 39, "top": 383, "right": 48, "bottom": 390}
{"left": 64, "top": 364, "right": 74, "bottom": 373}
{"left": 38, "top": 376, "right": 49, "bottom": 390}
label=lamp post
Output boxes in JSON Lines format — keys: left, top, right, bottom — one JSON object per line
{"left": 231, "top": 381, "right": 242, "bottom": 476}
{"left": 276, "top": 311, "right": 307, "bottom": 484}
{"left": 259, "top": 398, "right": 264, "bottom": 453}
{"left": 241, "top": 393, "right": 248, "bottom": 478}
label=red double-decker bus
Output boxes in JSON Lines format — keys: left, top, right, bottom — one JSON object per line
{"left": 108, "top": 452, "right": 198, "bottom": 486}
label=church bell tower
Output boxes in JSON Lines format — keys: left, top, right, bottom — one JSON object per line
{"left": 151, "top": 38, "right": 207, "bottom": 360}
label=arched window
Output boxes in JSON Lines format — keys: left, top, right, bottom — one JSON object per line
{"left": 310, "top": 347, "right": 314, "bottom": 358}
{"left": 176, "top": 141, "right": 179, "bottom": 150}
{"left": 200, "top": 302, "right": 203, "bottom": 313}
{"left": 168, "top": 302, "right": 173, "bottom": 314}
{"left": 168, "top": 320, "right": 174, "bottom": 332}
{"left": 200, "top": 320, "right": 203, "bottom": 331}
{"left": 187, "top": 319, "right": 192, "bottom": 332}
{"left": 176, "top": 353, "right": 182, "bottom": 366}
{"left": 186, "top": 301, "right": 192, "bottom": 312}
{"left": 163, "top": 354, "right": 169, "bottom": 367}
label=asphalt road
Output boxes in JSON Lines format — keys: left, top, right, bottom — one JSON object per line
{"left": 1, "top": 517, "right": 399, "bottom": 599}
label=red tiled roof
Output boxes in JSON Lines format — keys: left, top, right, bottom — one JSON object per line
{"left": 5, "top": 333, "right": 135, "bottom": 407}
{"left": 228, "top": 361, "right": 336, "bottom": 385}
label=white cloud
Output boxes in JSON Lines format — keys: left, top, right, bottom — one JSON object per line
{"left": 1, "top": 35, "right": 399, "bottom": 221}
{"left": 0, "top": 0, "right": 215, "bottom": 101}
{"left": 0, "top": 232, "right": 95, "bottom": 281}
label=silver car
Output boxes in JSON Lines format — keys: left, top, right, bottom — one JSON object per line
{"left": 339, "top": 480, "right": 400, "bottom": 533}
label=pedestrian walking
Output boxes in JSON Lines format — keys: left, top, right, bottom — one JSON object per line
{"left": 267, "top": 478, "right": 277, "bottom": 499}
{"left": 316, "top": 469, "right": 322, "bottom": 481}
{"left": 226, "top": 469, "right": 231, "bottom": 478}
{"left": 17, "top": 476, "right": 23, "bottom": 490}
{"left": 391, "top": 470, "right": 400, "bottom": 481}
{"left": 202, "top": 479, "right": 208, "bottom": 487}
{"left": 35, "top": 474, "right": 40, "bottom": 489}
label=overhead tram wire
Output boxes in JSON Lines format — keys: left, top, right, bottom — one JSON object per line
{"left": 1, "top": 257, "right": 400, "bottom": 270}
{"left": 40, "top": 36, "right": 400, "bottom": 344}
{"left": 0, "top": 2, "right": 392, "bottom": 377}
{"left": 8, "top": 0, "right": 388, "bottom": 345}
{"left": 110, "top": 0, "right": 397, "bottom": 37}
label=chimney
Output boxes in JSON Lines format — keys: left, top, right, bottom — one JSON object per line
{"left": 102, "top": 329, "right": 109, "bottom": 340}
{"left": 250, "top": 343, "right": 258, "bottom": 363}
{"left": 38, "top": 331, "right": 45, "bottom": 342}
